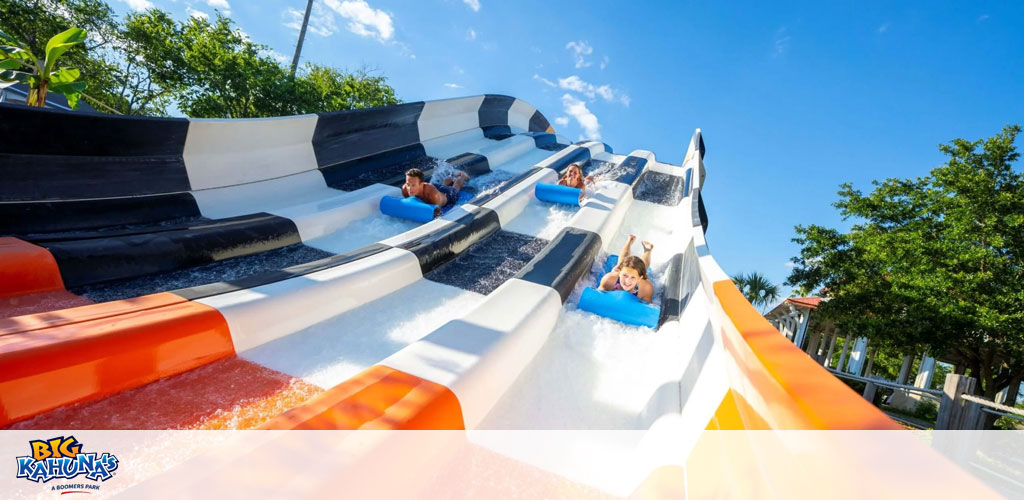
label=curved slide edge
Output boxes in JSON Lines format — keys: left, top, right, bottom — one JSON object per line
{"left": 681, "top": 129, "right": 898, "bottom": 431}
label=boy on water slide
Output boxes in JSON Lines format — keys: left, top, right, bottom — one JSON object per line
{"left": 402, "top": 168, "right": 470, "bottom": 217}
{"left": 599, "top": 234, "right": 655, "bottom": 303}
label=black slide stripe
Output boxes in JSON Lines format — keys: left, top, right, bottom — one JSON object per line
{"left": 478, "top": 95, "right": 516, "bottom": 128}
{"left": 43, "top": 213, "right": 302, "bottom": 288}
{"left": 396, "top": 207, "right": 501, "bottom": 274}
{"left": 657, "top": 253, "right": 684, "bottom": 326}
{"left": 0, "top": 104, "right": 190, "bottom": 201}
{"left": 312, "top": 101, "right": 426, "bottom": 168}
{"left": 172, "top": 243, "right": 392, "bottom": 300}
{"left": 1, "top": 192, "right": 202, "bottom": 237}
{"left": 319, "top": 144, "right": 430, "bottom": 191}
{"left": 528, "top": 109, "right": 551, "bottom": 133}
{"left": 514, "top": 227, "right": 603, "bottom": 303}
{"left": 446, "top": 152, "right": 491, "bottom": 176}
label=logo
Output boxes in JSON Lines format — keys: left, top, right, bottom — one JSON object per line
{"left": 15, "top": 436, "right": 118, "bottom": 483}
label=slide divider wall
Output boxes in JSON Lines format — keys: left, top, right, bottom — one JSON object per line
{"left": 1, "top": 95, "right": 557, "bottom": 294}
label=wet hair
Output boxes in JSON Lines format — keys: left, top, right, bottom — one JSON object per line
{"left": 406, "top": 168, "right": 425, "bottom": 181}
{"left": 620, "top": 255, "right": 648, "bottom": 280}
{"left": 562, "top": 164, "right": 584, "bottom": 186}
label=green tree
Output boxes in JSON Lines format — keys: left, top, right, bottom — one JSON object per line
{"left": 125, "top": 11, "right": 399, "bottom": 118}
{"left": 292, "top": 64, "right": 399, "bottom": 113}
{"left": 0, "top": 27, "right": 87, "bottom": 108}
{"left": 787, "top": 125, "right": 1024, "bottom": 401}
{"left": 731, "top": 271, "right": 781, "bottom": 313}
{"left": 0, "top": 0, "right": 171, "bottom": 115}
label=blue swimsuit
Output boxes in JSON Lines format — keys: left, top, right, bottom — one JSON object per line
{"left": 433, "top": 183, "right": 460, "bottom": 210}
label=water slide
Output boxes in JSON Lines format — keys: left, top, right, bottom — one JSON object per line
{"left": 0, "top": 96, "right": 996, "bottom": 497}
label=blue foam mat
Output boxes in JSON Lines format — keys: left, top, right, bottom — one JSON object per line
{"left": 379, "top": 196, "right": 437, "bottom": 222}
{"left": 578, "top": 287, "right": 660, "bottom": 328}
{"left": 535, "top": 183, "right": 581, "bottom": 205}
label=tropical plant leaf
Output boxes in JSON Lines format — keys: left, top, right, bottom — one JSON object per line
{"left": 0, "top": 29, "right": 31, "bottom": 51}
{"left": 49, "top": 81, "right": 86, "bottom": 93}
{"left": 43, "top": 28, "right": 87, "bottom": 76}
{"left": 0, "top": 59, "right": 23, "bottom": 70}
{"left": 63, "top": 91, "right": 81, "bottom": 110}
{"left": 51, "top": 67, "right": 81, "bottom": 83}
{"left": 0, "top": 69, "right": 31, "bottom": 84}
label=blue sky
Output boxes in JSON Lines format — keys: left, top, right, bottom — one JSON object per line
{"left": 114, "top": 0, "right": 1024, "bottom": 303}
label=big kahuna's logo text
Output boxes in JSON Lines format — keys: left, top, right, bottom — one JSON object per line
{"left": 16, "top": 436, "right": 119, "bottom": 483}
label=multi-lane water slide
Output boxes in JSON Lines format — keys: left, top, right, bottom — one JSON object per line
{"left": 0, "top": 96, "right": 993, "bottom": 497}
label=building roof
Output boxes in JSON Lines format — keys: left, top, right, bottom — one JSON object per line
{"left": 1, "top": 83, "right": 98, "bottom": 113}
{"left": 786, "top": 297, "right": 823, "bottom": 309}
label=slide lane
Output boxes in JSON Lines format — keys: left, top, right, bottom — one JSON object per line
{"left": 259, "top": 146, "right": 656, "bottom": 430}
{"left": 0, "top": 142, "right": 607, "bottom": 429}
{"left": 241, "top": 146, "right": 619, "bottom": 391}
{"left": 479, "top": 160, "right": 696, "bottom": 430}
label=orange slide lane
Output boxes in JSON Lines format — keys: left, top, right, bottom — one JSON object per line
{"left": 0, "top": 237, "right": 95, "bottom": 319}
{"left": 0, "top": 237, "right": 66, "bottom": 298}
{"left": 710, "top": 280, "right": 899, "bottom": 430}
{"left": 0, "top": 292, "right": 186, "bottom": 337}
{"left": 0, "top": 292, "right": 235, "bottom": 427}
{"left": 6, "top": 356, "right": 323, "bottom": 430}
{"left": 261, "top": 365, "right": 465, "bottom": 430}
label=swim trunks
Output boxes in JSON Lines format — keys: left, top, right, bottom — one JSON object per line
{"left": 433, "top": 183, "right": 460, "bottom": 210}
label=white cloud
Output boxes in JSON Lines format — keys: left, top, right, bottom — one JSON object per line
{"left": 206, "top": 0, "right": 230, "bottom": 8}
{"left": 565, "top": 40, "right": 593, "bottom": 68}
{"left": 600, "top": 55, "right": 609, "bottom": 70}
{"left": 443, "top": 83, "right": 463, "bottom": 88}
{"left": 265, "top": 49, "right": 290, "bottom": 65}
{"left": 562, "top": 93, "right": 600, "bottom": 140}
{"left": 978, "top": 14, "right": 989, "bottom": 22}
{"left": 533, "top": 74, "right": 555, "bottom": 87}
{"left": 233, "top": 27, "right": 251, "bottom": 43}
{"left": 877, "top": 22, "right": 890, "bottom": 33}
{"left": 123, "top": 0, "right": 154, "bottom": 11}
{"left": 773, "top": 27, "right": 790, "bottom": 57}
{"left": 784, "top": 261, "right": 796, "bottom": 269}
{"left": 553, "top": 116, "right": 569, "bottom": 127}
{"left": 284, "top": 2, "right": 337, "bottom": 37}
{"left": 325, "top": 0, "right": 394, "bottom": 42}
{"left": 187, "top": 7, "right": 208, "bottom": 19}
{"left": 466, "top": 28, "right": 476, "bottom": 40}
{"left": 557, "top": 75, "right": 629, "bottom": 106}
{"left": 462, "top": 0, "right": 480, "bottom": 12}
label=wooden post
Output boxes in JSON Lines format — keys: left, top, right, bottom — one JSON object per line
{"left": 936, "top": 374, "right": 977, "bottom": 430}
{"left": 962, "top": 400, "right": 986, "bottom": 430}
